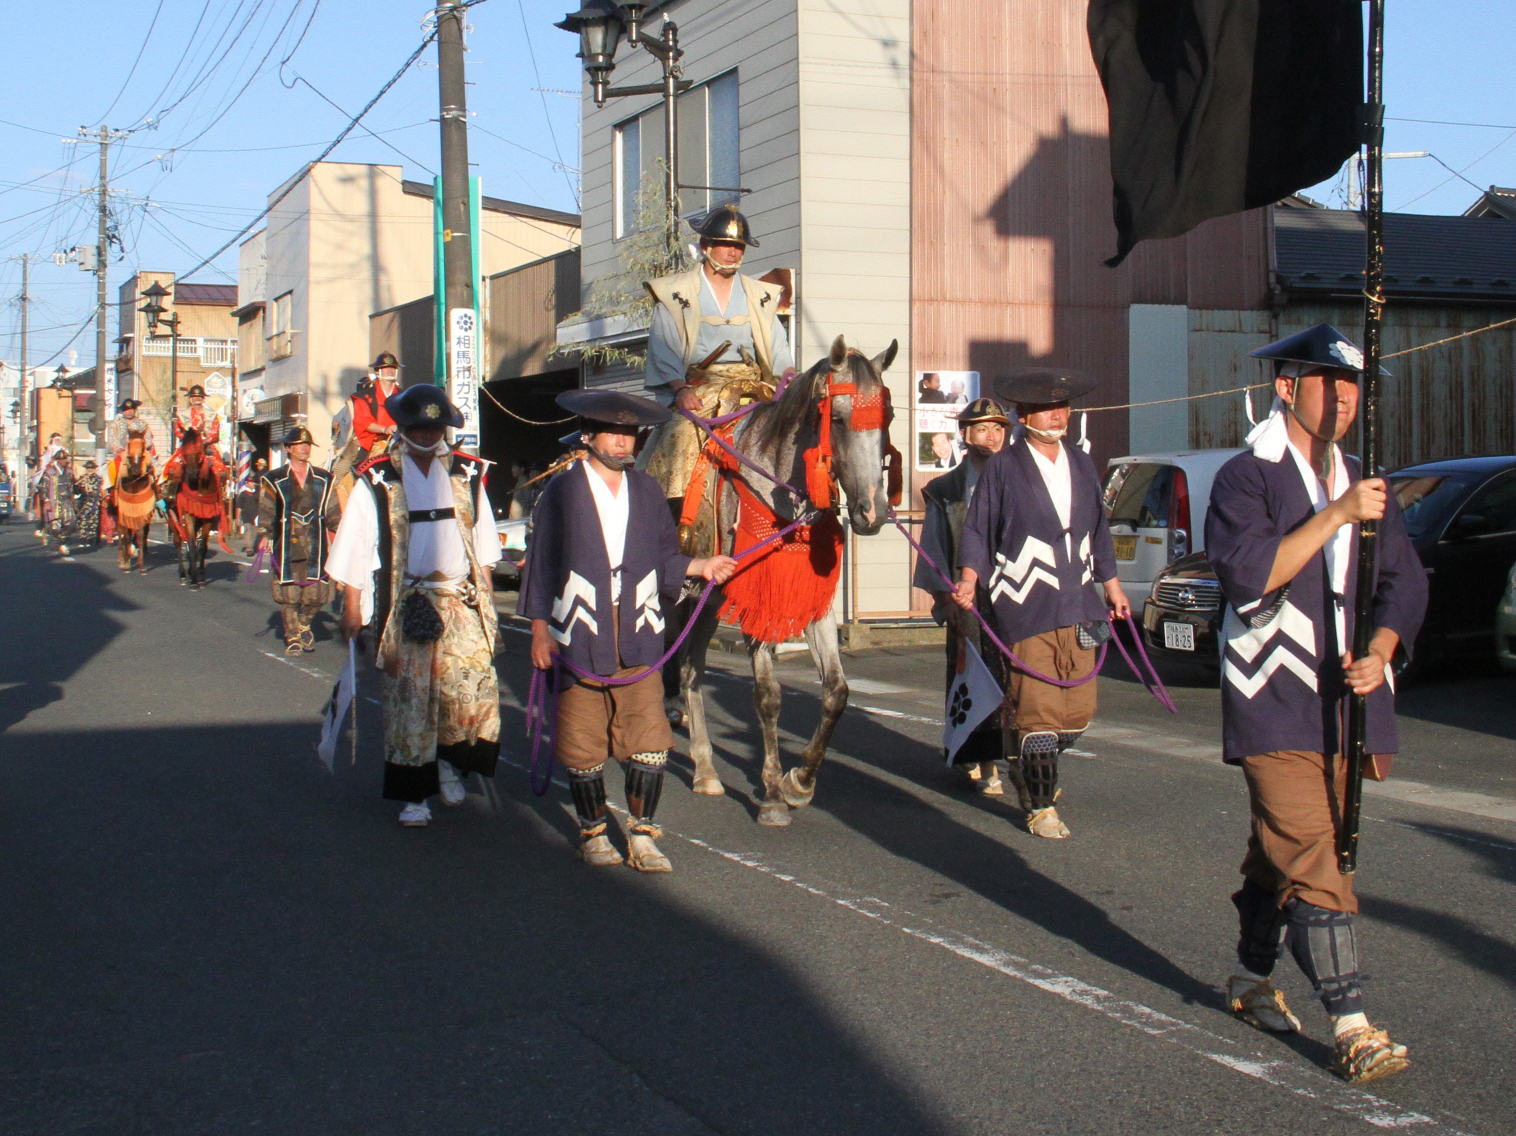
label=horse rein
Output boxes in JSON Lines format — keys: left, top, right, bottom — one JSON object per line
{"left": 803, "top": 357, "right": 902, "bottom": 511}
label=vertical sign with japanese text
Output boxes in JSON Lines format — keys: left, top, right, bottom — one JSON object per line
{"left": 449, "top": 306, "right": 479, "bottom": 451}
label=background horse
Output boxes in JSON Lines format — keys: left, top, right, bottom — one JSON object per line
{"left": 162, "top": 432, "right": 230, "bottom": 587}
{"left": 672, "top": 335, "right": 896, "bottom": 825}
{"left": 113, "top": 440, "right": 158, "bottom": 573}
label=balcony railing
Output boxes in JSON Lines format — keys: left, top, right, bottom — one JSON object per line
{"left": 139, "top": 336, "right": 238, "bottom": 364}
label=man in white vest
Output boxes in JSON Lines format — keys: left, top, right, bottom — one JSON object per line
{"left": 639, "top": 205, "right": 794, "bottom": 518}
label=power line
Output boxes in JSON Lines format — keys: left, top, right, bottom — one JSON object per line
{"left": 514, "top": 0, "right": 579, "bottom": 208}
{"left": 172, "top": 24, "right": 441, "bottom": 281}
{"left": 285, "top": 73, "right": 437, "bottom": 175}
{"left": 96, "top": 0, "right": 167, "bottom": 125}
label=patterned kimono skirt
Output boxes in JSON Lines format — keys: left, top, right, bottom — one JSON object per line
{"left": 380, "top": 589, "right": 501, "bottom": 801}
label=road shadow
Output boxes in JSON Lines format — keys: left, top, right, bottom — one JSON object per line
{"left": 673, "top": 656, "right": 1218, "bottom": 1013}
{"left": 1394, "top": 658, "right": 1516, "bottom": 742}
{"left": 0, "top": 532, "right": 138, "bottom": 734}
{"left": 0, "top": 712, "right": 946, "bottom": 1136}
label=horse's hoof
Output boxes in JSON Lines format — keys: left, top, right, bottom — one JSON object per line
{"left": 757, "top": 803, "right": 792, "bottom": 826}
{"left": 692, "top": 776, "right": 726, "bottom": 797}
{"left": 667, "top": 708, "right": 687, "bottom": 728}
{"left": 779, "top": 769, "right": 816, "bottom": 809}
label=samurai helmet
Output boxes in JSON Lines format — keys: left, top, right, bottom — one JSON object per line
{"left": 694, "top": 204, "right": 758, "bottom": 248}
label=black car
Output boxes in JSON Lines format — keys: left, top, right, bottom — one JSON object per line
{"left": 1140, "top": 454, "right": 1516, "bottom": 668}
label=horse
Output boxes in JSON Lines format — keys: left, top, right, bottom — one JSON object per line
{"left": 161, "top": 430, "right": 230, "bottom": 588}
{"left": 671, "top": 335, "right": 897, "bottom": 826}
{"left": 113, "top": 439, "right": 158, "bottom": 574}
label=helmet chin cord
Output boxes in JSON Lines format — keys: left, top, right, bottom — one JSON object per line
{"left": 400, "top": 434, "right": 450, "bottom": 458}
{"left": 1284, "top": 397, "right": 1338, "bottom": 481}
{"left": 703, "top": 250, "right": 741, "bottom": 277}
{"left": 588, "top": 444, "right": 635, "bottom": 472}
{"left": 1024, "top": 424, "right": 1067, "bottom": 444}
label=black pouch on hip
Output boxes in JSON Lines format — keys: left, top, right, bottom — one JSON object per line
{"left": 400, "top": 590, "right": 444, "bottom": 643}
{"left": 1076, "top": 620, "right": 1111, "bottom": 650}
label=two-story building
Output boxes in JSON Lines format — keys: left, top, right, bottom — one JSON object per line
{"left": 235, "top": 161, "right": 580, "bottom": 463}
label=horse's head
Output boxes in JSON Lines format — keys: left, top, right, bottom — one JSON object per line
{"left": 811, "top": 336, "right": 898, "bottom": 535}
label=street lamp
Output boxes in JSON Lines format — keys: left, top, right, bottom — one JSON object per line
{"left": 557, "top": 0, "right": 690, "bottom": 245}
{"left": 139, "top": 280, "right": 183, "bottom": 445}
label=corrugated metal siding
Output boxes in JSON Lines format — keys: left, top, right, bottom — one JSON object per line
{"left": 1188, "top": 309, "right": 1273, "bottom": 449}
{"left": 1282, "top": 303, "right": 1516, "bottom": 468}
{"left": 487, "top": 251, "right": 580, "bottom": 382}
{"left": 911, "top": 0, "right": 1270, "bottom": 477}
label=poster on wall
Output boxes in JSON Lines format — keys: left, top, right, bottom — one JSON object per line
{"left": 914, "top": 371, "right": 979, "bottom": 471}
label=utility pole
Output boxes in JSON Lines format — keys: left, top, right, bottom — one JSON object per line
{"left": 18, "top": 254, "right": 30, "bottom": 460}
{"left": 436, "top": 1, "right": 480, "bottom": 446}
{"left": 78, "top": 126, "right": 128, "bottom": 451}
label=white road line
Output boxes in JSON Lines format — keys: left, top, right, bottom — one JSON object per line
{"left": 493, "top": 754, "right": 1467, "bottom": 1135}
{"left": 258, "top": 650, "right": 330, "bottom": 682}
{"left": 854, "top": 703, "right": 939, "bottom": 726}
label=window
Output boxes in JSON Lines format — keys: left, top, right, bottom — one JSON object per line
{"left": 1458, "top": 473, "right": 1516, "bottom": 535}
{"left": 268, "top": 291, "right": 297, "bottom": 360}
{"left": 612, "top": 70, "right": 740, "bottom": 239}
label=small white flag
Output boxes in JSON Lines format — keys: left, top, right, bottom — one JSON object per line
{"left": 943, "top": 637, "right": 1003, "bottom": 764}
{"left": 316, "top": 640, "right": 357, "bottom": 772}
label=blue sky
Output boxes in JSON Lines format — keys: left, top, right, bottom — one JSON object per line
{"left": 0, "top": 1, "right": 1511, "bottom": 368}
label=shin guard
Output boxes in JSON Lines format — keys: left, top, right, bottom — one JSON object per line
{"left": 1232, "top": 878, "right": 1287, "bottom": 978}
{"left": 568, "top": 764, "right": 609, "bottom": 837}
{"left": 1286, "top": 899, "right": 1365, "bottom": 1017}
{"left": 624, "top": 751, "right": 667, "bottom": 826}
{"left": 1018, "top": 731, "right": 1060, "bottom": 809}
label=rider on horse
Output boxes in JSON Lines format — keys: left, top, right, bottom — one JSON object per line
{"left": 638, "top": 207, "right": 793, "bottom": 541}
{"left": 161, "top": 428, "right": 229, "bottom": 585}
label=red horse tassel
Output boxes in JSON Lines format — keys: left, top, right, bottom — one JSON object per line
{"left": 719, "top": 477, "right": 843, "bottom": 644}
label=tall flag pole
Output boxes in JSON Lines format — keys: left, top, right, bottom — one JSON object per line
{"left": 1338, "top": 0, "right": 1387, "bottom": 875}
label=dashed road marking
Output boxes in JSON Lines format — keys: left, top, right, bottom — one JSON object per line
{"left": 495, "top": 752, "right": 1470, "bottom": 1135}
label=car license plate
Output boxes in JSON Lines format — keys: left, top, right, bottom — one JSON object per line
{"left": 1163, "top": 622, "right": 1195, "bottom": 651}
{"left": 1113, "top": 535, "right": 1137, "bottom": 560}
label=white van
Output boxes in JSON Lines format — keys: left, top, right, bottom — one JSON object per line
{"left": 1102, "top": 449, "right": 1242, "bottom": 605}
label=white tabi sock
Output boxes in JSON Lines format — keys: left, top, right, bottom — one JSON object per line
{"left": 437, "top": 760, "right": 461, "bottom": 784}
{"left": 1332, "top": 1011, "right": 1370, "bottom": 1039}
{"left": 1233, "top": 962, "right": 1272, "bottom": 984}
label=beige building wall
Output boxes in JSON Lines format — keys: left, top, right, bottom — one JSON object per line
{"left": 243, "top": 162, "right": 580, "bottom": 450}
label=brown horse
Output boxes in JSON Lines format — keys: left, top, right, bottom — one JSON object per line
{"left": 161, "top": 430, "right": 230, "bottom": 587}
{"left": 113, "top": 439, "right": 158, "bottom": 574}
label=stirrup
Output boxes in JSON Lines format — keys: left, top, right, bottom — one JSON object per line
{"left": 1333, "top": 1025, "right": 1410, "bottom": 1083}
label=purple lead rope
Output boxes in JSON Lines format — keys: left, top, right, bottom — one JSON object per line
{"left": 525, "top": 508, "right": 816, "bottom": 796}
{"left": 890, "top": 507, "right": 1175, "bottom": 712}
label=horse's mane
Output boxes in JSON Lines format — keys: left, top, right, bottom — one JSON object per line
{"left": 755, "top": 352, "right": 881, "bottom": 452}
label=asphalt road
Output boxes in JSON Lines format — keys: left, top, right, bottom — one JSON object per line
{"left": 1, "top": 526, "right": 1513, "bottom": 1135}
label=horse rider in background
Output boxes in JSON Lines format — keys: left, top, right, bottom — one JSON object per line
{"left": 914, "top": 397, "right": 1011, "bottom": 796}
{"left": 330, "top": 352, "right": 403, "bottom": 493}
{"left": 328, "top": 384, "right": 502, "bottom": 828}
{"left": 257, "top": 427, "right": 338, "bottom": 656}
{"left": 638, "top": 205, "right": 794, "bottom": 522}
{"left": 954, "top": 369, "right": 1131, "bottom": 840}
{"left": 173, "top": 384, "right": 223, "bottom": 453}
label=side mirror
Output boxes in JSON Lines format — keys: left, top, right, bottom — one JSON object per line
{"left": 1448, "top": 512, "right": 1491, "bottom": 540}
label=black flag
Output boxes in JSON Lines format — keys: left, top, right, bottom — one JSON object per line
{"left": 1089, "top": 0, "right": 1362, "bottom": 265}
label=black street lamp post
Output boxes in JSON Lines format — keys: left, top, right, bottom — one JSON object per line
{"left": 138, "top": 281, "right": 183, "bottom": 446}
{"left": 556, "top": 0, "right": 691, "bottom": 246}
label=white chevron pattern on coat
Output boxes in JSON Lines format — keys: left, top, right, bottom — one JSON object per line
{"left": 1221, "top": 604, "right": 1319, "bottom": 698}
{"left": 550, "top": 570, "right": 599, "bottom": 644}
{"left": 988, "top": 537, "right": 1059, "bottom": 605}
{"left": 1079, "top": 533, "right": 1092, "bottom": 585}
{"left": 633, "top": 569, "right": 664, "bottom": 633}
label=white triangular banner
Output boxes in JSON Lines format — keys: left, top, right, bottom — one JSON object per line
{"left": 316, "top": 640, "right": 357, "bottom": 772}
{"left": 943, "top": 637, "right": 1003, "bottom": 764}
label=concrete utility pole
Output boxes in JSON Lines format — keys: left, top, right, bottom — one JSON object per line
{"left": 436, "top": 2, "right": 476, "bottom": 416}
{"left": 18, "top": 254, "right": 30, "bottom": 459}
{"left": 79, "top": 126, "right": 128, "bottom": 447}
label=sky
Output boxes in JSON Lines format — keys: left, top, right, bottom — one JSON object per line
{"left": 0, "top": 1, "right": 1512, "bottom": 370}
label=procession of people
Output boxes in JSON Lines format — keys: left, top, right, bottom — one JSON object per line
{"left": 13, "top": 203, "right": 1425, "bottom": 1086}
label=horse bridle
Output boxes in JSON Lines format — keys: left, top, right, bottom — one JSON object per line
{"left": 804, "top": 355, "right": 903, "bottom": 511}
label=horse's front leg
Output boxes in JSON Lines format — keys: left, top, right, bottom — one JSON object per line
{"left": 683, "top": 594, "right": 724, "bottom": 796}
{"left": 750, "top": 638, "right": 789, "bottom": 826}
{"left": 139, "top": 524, "right": 150, "bottom": 574}
{"left": 174, "top": 524, "right": 188, "bottom": 584}
{"left": 781, "top": 611, "right": 848, "bottom": 809}
{"left": 196, "top": 526, "right": 210, "bottom": 586}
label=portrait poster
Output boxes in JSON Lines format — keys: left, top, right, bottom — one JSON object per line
{"left": 914, "top": 371, "right": 979, "bottom": 471}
